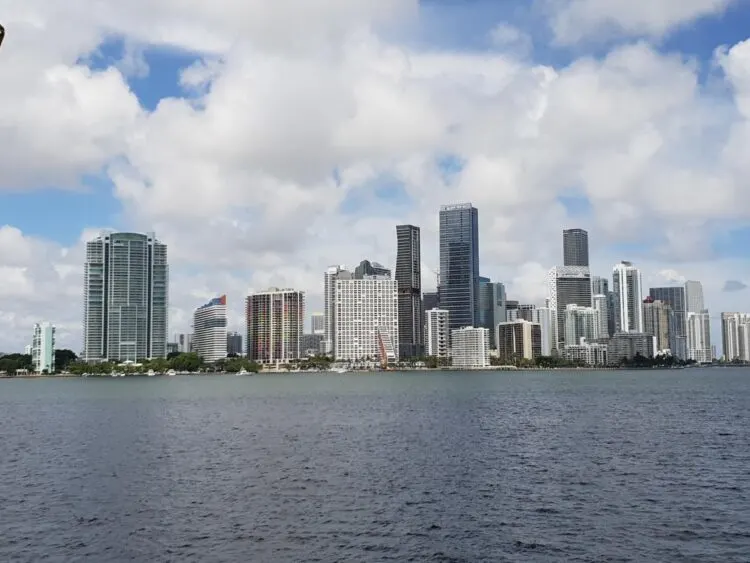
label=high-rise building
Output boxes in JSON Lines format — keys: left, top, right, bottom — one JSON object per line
{"left": 612, "top": 261, "right": 643, "bottom": 333}
{"left": 439, "top": 203, "right": 479, "bottom": 331}
{"left": 175, "top": 333, "right": 192, "bottom": 353}
{"left": 334, "top": 275, "right": 399, "bottom": 363}
{"left": 592, "top": 276, "right": 615, "bottom": 337}
{"left": 687, "top": 311, "right": 711, "bottom": 364}
{"left": 31, "top": 322, "right": 55, "bottom": 374}
{"left": 592, "top": 294, "right": 610, "bottom": 340}
{"left": 301, "top": 334, "right": 324, "bottom": 356}
{"left": 423, "top": 291, "right": 439, "bottom": 312}
{"left": 354, "top": 260, "right": 391, "bottom": 279}
{"left": 426, "top": 308, "right": 450, "bottom": 359}
{"left": 546, "top": 266, "right": 592, "bottom": 349}
{"left": 246, "top": 289, "right": 304, "bottom": 364}
{"left": 642, "top": 297, "right": 671, "bottom": 353}
{"left": 608, "top": 333, "right": 655, "bottom": 364}
{"left": 192, "top": 296, "right": 227, "bottom": 363}
{"left": 592, "top": 276, "right": 608, "bottom": 295}
{"left": 227, "top": 332, "right": 243, "bottom": 356}
{"left": 531, "top": 305, "right": 556, "bottom": 356}
{"left": 564, "top": 305, "right": 600, "bottom": 347}
{"left": 83, "top": 232, "right": 168, "bottom": 362}
{"left": 323, "top": 265, "right": 346, "bottom": 355}
{"left": 563, "top": 228, "right": 589, "bottom": 267}
{"left": 451, "top": 327, "right": 490, "bottom": 368}
{"left": 395, "top": 225, "right": 423, "bottom": 359}
{"left": 721, "top": 312, "right": 750, "bottom": 361}
{"left": 311, "top": 312, "right": 325, "bottom": 335}
{"left": 739, "top": 324, "right": 750, "bottom": 362}
{"left": 496, "top": 320, "right": 542, "bottom": 364}
{"left": 650, "top": 286, "right": 687, "bottom": 359}
{"left": 478, "top": 279, "right": 507, "bottom": 347}
{"left": 685, "top": 281, "right": 705, "bottom": 313}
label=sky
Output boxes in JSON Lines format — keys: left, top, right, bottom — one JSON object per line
{"left": 1, "top": 0, "right": 750, "bottom": 354}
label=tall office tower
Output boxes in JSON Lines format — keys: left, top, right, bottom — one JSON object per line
{"left": 354, "top": 260, "right": 391, "bottom": 279}
{"left": 721, "top": 313, "right": 750, "bottom": 361}
{"left": 650, "top": 286, "right": 687, "bottom": 359}
{"left": 246, "top": 289, "right": 304, "bottom": 364}
{"left": 311, "top": 312, "right": 325, "bottom": 335}
{"left": 83, "top": 232, "right": 168, "bottom": 362}
{"left": 175, "top": 333, "right": 192, "bottom": 353}
{"left": 423, "top": 291, "right": 439, "bottom": 312}
{"left": 31, "top": 322, "right": 55, "bottom": 373}
{"left": 564, "top": 305, "right": 600, "bottom": 347}
{"left": 563, "top": 228, "right": 589, "bottom": 267}
{"left": 531, "top": 305, "right": 556, "bottom": 356}
{"left": 426, "top": 308, "right": 450, "bottom": 358}
{"left": 496, "top": 320, "right": 542, "bottom": 363}
{"left": 451, "top": 327, "right": 490, "bottom": 368}
{"left": 612, "top": 261, "right": 644, "bottom": 333}
{"left": 334, "top": 275, "right": 399, "bottom": 363}
{"left": 479, "top": 278, "right": 507, "bottom": 347}
{"left": 592, "top": 294, "right": 609, "bottom": 340}
{"left": 226, "top": 332, "right": 243, "bottom": 356}
{"left": 642, "top": 297, "right": 671, "bottom": 353}
{"left": 439, "top": 203, "right": 480, "bottom": 331}
{"left": 323, "top": 265, "right": 346, "bottom": 355}
{"left": 739, "top": 323, "right": 750, "bottom": 362}
{"left": 592, "top": 276, "right": 608, "bottom": 295}
{"left": 395, "top": 225, "right": 424, "bottom": 359}
{"left": 546, "top": 266, "right": 592, "bottom": 349}
{"left": 685, "top": 280, "right": 705, "bottom": 313}
{"left": 687, "top": 311, "right": 711, "bottom": 364}
{"left": 192, "top": 296, "right": 227, "bottom": 363}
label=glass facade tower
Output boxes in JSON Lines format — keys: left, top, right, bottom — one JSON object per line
{"left": 439, "top": 203, "right": 479, "bottom": 332}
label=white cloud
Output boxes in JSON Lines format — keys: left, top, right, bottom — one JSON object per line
{"left": 540, "top": 0, "right": 739, "bottom": 45}
{"left": 0, "top": 1, "right": 749, "bottom": 354}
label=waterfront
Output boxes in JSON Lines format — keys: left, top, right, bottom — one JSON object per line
{"left": 1, "top": 369, "right": 749, "bottom": 562}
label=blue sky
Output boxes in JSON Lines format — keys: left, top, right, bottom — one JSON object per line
{"left": 3, "top": 0, "right": 749, "bottom": 254}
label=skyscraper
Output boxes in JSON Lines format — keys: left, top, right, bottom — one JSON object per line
{"left": 563, "top": 228, "right": 589, "bottom": 267}
{"left": 685, "top": 281, "right": 705, "bottom": 313}
{"left": 650, "top": 286, "right": 687, "bottom": 359}
{"left": 721, "top": 312, "right": 750, "bottom": 361}
{"left": 226, "top": 332, "right": 243, "bottom": 356}
{"left": 591, "top": 276, "right": 608, "bottom": 295}
{"left": 592, "top": 294, "right": 609, "bottom": 340}
{"left": 247, "top": 288, "right": 304, "bottom": 364}
{"left": 439, "top": 203, "right": 479, "bottom": 331}
{"left": 193, "top": 295, "right": 228, "bottom": 363}
{"left": 479, "top": 279, "right": 507, "bottom": 347}
{"left": 83, "top": 232, "right": 168, "bottom": 362}
{"left": 643, "top": 297, "right": 671, "bottom": 353}
{"left": 354, "top": 260, "right": 391, "bottom": 279}
{"left": 564, "top": 305, "right": 600, "bottom": 347}
{"left": 612, "top": 261, "right": 644, "bottom": 333}
{"left": 546, "top": 266, "right": 592, "bottom": 349}
{"left": 334, "top": 275, "right": 399, "bottom": 363}
{"left": 323, "top": 265, "right": 346, "bottom": 355}
{"left": 687, "top": 311, "right": 711, "bottom": 364}
{"left": 395, "top": 225, "right": 423, "bottom": 359}
{"left": 311, "top": 313, "right": 325, "bottom": 335}
{"left": 426, "top": 308, "right": 450, "bottom": 359}
{"left": 31, "top": 322, "right": 55, "bottom": 373}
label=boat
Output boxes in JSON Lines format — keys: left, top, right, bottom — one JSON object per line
{"left": 238, "top": 368, "right": 248, "bottom": 375}
{"left": 330, "top": 366, "right": 348, "bottom": 374}
{"left": 166, "top": 369, "right": 176, "bottom": 376}
{"left": 147, "top": 369, "right": 155, "bottom": 377}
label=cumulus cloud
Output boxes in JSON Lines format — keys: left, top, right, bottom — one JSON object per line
{"left": 0, "top": 0, "right": 750, "bottom": 352}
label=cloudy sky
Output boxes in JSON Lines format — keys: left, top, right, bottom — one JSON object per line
{"left": 1, "top": 0, "right": 750, "bottom": 354}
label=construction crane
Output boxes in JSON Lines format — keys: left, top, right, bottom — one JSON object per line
{"left": 0, "top": 24, "right": 5, "bottom": 49}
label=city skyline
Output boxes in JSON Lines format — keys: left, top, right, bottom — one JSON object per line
{"left": 2, "top": 1, "right": 750, "bottom": 360}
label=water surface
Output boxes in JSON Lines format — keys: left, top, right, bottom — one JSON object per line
{"left": 1, "top": 369, "right": 749, "bottom": 561}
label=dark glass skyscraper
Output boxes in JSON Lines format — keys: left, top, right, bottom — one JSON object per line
{"left": 439, "top": 203, "right": 479, "bottom": 331}
{"left": 395, "top": 225, "right": 423, "bottom": 359}
{"left": 563, "top": 228, "right": 589, "bottom": 267}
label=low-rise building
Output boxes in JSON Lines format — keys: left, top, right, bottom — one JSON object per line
{"left": 451, "top": 327, "right": 490, "bottom": 368}
{"left": 607, "top": 332, "right": 655, "bottom": 365}
{"left": 496, "top": 320, "right": 542, "bottom": 364}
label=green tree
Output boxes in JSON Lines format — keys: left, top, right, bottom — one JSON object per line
{"left": 54, "top": 349, "right": 78, "bottom": 372}
{"left": 169, "top": 353, "right": 203, "bottom": 372}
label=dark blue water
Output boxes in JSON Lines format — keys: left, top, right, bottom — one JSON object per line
{"left": 1, "top": 369, "right": 749, "bottom": 562}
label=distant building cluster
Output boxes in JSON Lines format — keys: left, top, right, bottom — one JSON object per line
{"left": 17, "top": 203, "right": 748, "bottom": 371}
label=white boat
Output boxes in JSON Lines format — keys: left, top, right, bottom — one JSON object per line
{"left": 330, "top": 366, "right": 348, "bottom": 374}
{"left": 111, "top": 373, "right": 118, "bottom": 378}
{"left": 166, "top": 369, "right": 176, "bottom": 376}
{"left": 147, "top": 369, "right": 155, "bottom": 377}
{"left": 238, "top": 368, "right": 248, "bottom": 375}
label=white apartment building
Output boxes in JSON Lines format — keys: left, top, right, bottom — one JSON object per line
{"left": 334, "top": 276, "right": 399, "bottom": 363}
{"left": 612, "top": 261, "right": 644, "bottom": 333}
{"left": 564, "top": 339, "right": 608, "bottom": 366}
{"left": 592, "top": 294, "right": 610, "bottom": 339}
{"left": 193, "top": 295, "right": 228, "bottom": 363}
{"left": 531, "top": 305, "right": 556, "bottom": 356}
{"left": 311, "top": 312, "right": 325, "bottom": 335}
{"left": 721, "top": 312, "right": 750, "bottom": 361}
{"left": 564, "top": 304, "right": 600, "bottom": 347}
{"left": 451, "top": 327, "right": 490, "bottom": 368}
{"left": 687, "top": 311, "right": 711, "bottom": 364}
{"left": 31, "top": 322, "right": 55, "bottom": 374}
{"left": 247, "top": 289, "right": 305, "bottom": 364}
{"left": 426, "top": 308, "right": 450, "bottom": 358}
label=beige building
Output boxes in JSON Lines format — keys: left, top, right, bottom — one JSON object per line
{"left": 496, "top": 320, "right": 542, "bottom": 364}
